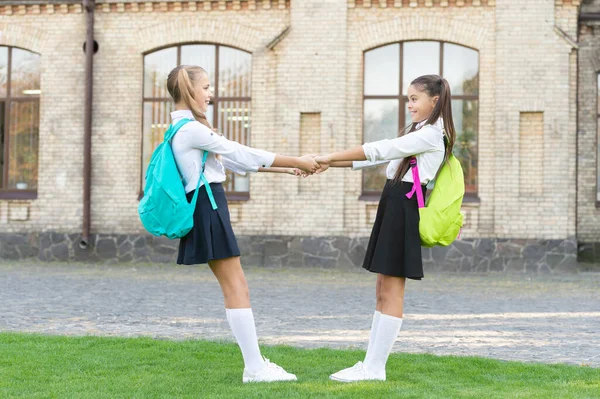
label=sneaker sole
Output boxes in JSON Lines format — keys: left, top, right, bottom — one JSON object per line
{"left": 243, "top": 376, "right": 298, "bottom": 383}
{"left": 329, "top": 374, "right": 385, "bottom": 383}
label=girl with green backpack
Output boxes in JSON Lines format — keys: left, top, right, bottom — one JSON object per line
{"left": 313, "top": 75, "right": 460, "bottom": 382}
{"left": 165, "top": 65, "right": 317, "bottom": 383}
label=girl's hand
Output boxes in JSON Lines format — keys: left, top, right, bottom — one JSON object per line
{"left": 297, "top": 154, "right": 319, "bottom": 174}
{"left": 314, "top": 155, "right": 332, "bottom": 174}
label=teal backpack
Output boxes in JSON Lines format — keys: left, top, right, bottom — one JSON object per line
{"left": 138, "top": 118, "right": 217, "bottom": 239}
{"left": 406, "top": 150, "right": 465, "bottom": 247}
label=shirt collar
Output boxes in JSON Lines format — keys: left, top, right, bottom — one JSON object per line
{"left": 416, "top": 117, "right": 444, "bottom": 131}
{"left": 170, "top": 109, "right": 195, "bottom": 121}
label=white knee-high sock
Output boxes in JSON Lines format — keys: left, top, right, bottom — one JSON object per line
{"left": 364, "top": 310, "right": 381, "bottom": 364}
{"left": 226, "top": 308, "right": 265, "bottom": 373}
{"left": 363, "top": 313, "right": 403, "bottom": 374}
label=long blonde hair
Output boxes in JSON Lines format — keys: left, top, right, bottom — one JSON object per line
{"left": 167, "top": 65, "right": 214, "bottom": 131}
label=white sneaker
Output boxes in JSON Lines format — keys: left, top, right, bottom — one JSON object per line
{"left": 329, "top": 361, "right": 385, "bottom": 382}
{"left": 242, "top": 357, "right": 298, "bottom": 383}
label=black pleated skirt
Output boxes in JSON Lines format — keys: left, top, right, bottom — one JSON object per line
{"left": 362, "top": 179, "right": 427, "bottom": 280}
{"left": 177, "top": 183, "right": 240, "bottom": 265}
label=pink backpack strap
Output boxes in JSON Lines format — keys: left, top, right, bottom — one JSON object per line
{"left": 405, "top": 158, "right": 425, "bottom": 208}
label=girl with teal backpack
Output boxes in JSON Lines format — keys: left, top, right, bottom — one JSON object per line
{"left": 146, "top": 65, "right": 318, "bottom": 383}
{"left": 313, "top": 75, "right": 464, "bottom": 382}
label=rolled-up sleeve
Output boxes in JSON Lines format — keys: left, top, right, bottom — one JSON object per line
{"left": 351, "top": 160, "right": 389, "bottom": 171}
{"left": 183, "top": 121, "right": 275, "bottom": 169}
{"left": 362, "top": 126, "right": 442, "bottom": 163}
{"left": 220, "top": 156, "right": 258, "bottom": 175}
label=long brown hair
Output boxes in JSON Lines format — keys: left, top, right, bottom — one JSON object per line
{"left": 393, "top": 74, "right": 455, "bottom": 184}
{"left": 166, "top": 65, "right": 214, "bottom": 131}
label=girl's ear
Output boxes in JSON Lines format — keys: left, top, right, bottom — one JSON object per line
{"left": 432, "top": 95, "right": 440, "bottom": 106}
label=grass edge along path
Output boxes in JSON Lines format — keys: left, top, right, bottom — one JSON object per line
{"left": 0, "top": 333, "right": 598, "bottom": 399}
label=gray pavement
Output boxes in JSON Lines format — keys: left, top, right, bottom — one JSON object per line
{"left": 1, "top": 261, "right": 599, "bottom": 367}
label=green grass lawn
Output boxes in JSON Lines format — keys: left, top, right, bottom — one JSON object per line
{"left": 0, "top": 333, "right": 598, "bottom": 398}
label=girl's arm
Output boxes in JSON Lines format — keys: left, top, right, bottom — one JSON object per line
{"left": 314, "top": 146, "right": 366, "bottom": 173}
{"left": 183, "top": 122, "right": 318, "bottom": 174}
{"left": 258, "top": 167, "right": 297, "bottom": 175}
{"left": 329, "top": 161, "right": 353, "bottom": 167}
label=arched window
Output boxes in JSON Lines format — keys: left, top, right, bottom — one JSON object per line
{"left": 142, "top": 44, "right": 252, "bottom": 199}
{"left": 0, "top": 46, "right": 41, "bottom": 199}
{"left": 362, "top": 41, "right": 479, "bottom": 197}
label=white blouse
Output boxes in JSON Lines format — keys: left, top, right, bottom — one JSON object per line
{"left": 170, "top": 110, "right": 275, "bottom": 193}
{"left": 352, "top": 118, "right": 446, "bottom": 184}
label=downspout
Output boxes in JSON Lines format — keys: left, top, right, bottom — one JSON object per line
{"left": 81, "top": 0, "right": 94, "bottom": 249}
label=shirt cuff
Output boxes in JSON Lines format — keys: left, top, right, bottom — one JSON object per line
{"left": 260, "top": 152, "right": 276, "bottom": 169}
{"left": 362, "top": 143, "right": 379, "bottom": 163}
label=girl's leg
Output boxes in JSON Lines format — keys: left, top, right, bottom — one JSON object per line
{"left": 365, "top": 275, "right": 384, "bottom": 361}
{"left": 363, "top": 275, "right": 405, "bottom": 376}
{"left": 209, "top": 256, "right": 263, "bottom": 373}
{"left": 209, "top": 256, "right": 296, "bottom": 382}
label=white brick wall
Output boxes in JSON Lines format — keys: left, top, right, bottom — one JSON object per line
{"left": 0, "top": 0, "right": 584, "bottom": 242}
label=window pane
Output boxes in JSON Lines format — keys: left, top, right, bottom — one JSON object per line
{"left": 8, "top": 101, "right": 39, "bottom": 189}
{"left": 0, "top": 47, "right": 8, "bottom": 97}
{"left": 219, "top": 47, "right": 251, "bottom": 98}
{"left": 598, "top": 73, "right": 600, "bottom": 115}
{"left": 181, "top": 45, "right": 215, "bottom": 80}
{"left": 219, "top": 100, "right": 251, "bottom": 193}
{"left": 404, "top": 100, "right": 412, "bottom": 127}
{"left": 364, "top": 44, "right": 399, "bottom": 96}
{"left": 219, "top": 100, "right": 251, "bottom": 145}
{"left": 443, "top": 43, "right": 479, "bottom": 96}
{"left": 11, "top": 48, "right": 41, "bottom": 97}
{"left": 144, "top": 47, "right": 177, "bottom": 98}
{"left": 142, "top": 101, "right": 174, "bottom": 183}
{"left": 0, "top": 102, "right": 5, "bottom": 187}
{"left": 452, "top": 99, "right": 478, "bottom": 194}
{"left": 402, "top": 41, "right": 440, "bottom": 95}
{"left": 206, "top": 103, "right": 214, "bottom": 127}
{"left": 363, "top": 99, "right": 399, "bottom": 192}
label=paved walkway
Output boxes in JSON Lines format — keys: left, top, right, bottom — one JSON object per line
{"left": 1, "top": 261, "right": 599, "bottom": 367}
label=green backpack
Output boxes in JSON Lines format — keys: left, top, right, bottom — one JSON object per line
{"left": 138, "top": 118, "right": 217, "bottom": 239}
{"left": 406, "top": 152, "right": 465, "bottom": 247}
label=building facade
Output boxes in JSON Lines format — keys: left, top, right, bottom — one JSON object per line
{"left": 0, "top": 0, "right": 591, "bottom": 272}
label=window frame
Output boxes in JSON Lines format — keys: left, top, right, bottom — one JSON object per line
{"left": 596, "top": 72, "right": 600, "bottom": 208}
{"left": 360, "top": 40, "right": 479, "bottom": 202}
{"left": 0, "top": 45, "right": 41, "bottom": 200}
{"left": 140, "top": 42, "right": 252, "bottom": 201}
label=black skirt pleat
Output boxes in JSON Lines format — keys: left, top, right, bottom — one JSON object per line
{"left": 177, "top": 183, "right": 240, "bottom": 265}
{"left": 362, "top": 180, "right": 426, "bottom": 280}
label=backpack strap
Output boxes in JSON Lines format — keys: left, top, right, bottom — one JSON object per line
{"left": 164, "top": 118, "right": 192, "bottom": 142}
{"left": 166, "top": 118, "right": 218, "bottom": 211}
{"left": 199, "top": 151, "right": 218, "bottom": 210}
{"left": 405, "top": 158, "right": 425, "bottom": 208}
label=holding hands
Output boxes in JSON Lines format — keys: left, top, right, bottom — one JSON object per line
{"left": 293, "top": 154, "right": 334, "bottom": 177}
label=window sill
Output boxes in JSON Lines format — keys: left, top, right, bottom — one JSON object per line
{"left": 462, "top": 193, "right": 480, "bottom": 205}
{"left": 0, "top": 191, "right": 37, "bottom": 200}
{"left": 226, "top": 192, "right": 249, "bottom": 202}
{"left": 358, "top": 193, "right": 380, "bottom": 202}
{"left": 359, "top": 192, "right": 481, "bottom": 205}
{"left": 138, "top": 191, "right": 250, "bottom": 202}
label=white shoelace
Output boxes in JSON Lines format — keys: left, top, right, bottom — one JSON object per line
{"left": 263, "top": 358, "right": 286, "bottom": 374}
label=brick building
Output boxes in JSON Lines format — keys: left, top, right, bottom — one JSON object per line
{"left": 0, "top": 0, "right": 594, "bottom": 272}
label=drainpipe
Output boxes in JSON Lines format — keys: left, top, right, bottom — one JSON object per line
{"left": 81, "top": 0, "right": 94, "bottom": 249}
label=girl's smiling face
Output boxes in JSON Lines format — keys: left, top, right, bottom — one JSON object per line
{"left": 193, "top": 72, "right": 212, "bottom": 113}
{"left": 407, "top": 84, "right": 439, "bottom": 124}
